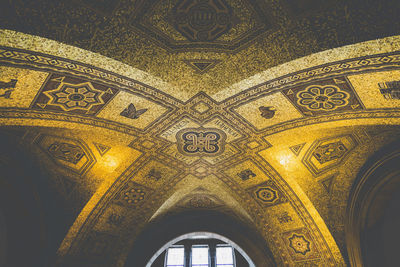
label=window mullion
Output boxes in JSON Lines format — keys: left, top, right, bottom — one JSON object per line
{"left": 184, "top": 244, "right": 191, "bottom": 267}
{"left": 209, "top": 243, "right": 216, "bottom": 267}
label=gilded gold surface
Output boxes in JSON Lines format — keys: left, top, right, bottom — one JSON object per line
{"left": 1, "top": 3, "right": 400, "bottom": 265}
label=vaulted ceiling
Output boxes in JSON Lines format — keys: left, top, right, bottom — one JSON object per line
{"left": 1, "top": 0, "right": 400, "bottom": 266}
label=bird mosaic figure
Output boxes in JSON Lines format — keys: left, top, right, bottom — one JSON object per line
{"left": 0, "top": 79, "right": 17, "bottom": 99}
{"left": 259, "top": 106, "right": 276, "bottom": 119}
{"left": 120, "top": 103, "right": 148, "bottom": 119}
{"left": 0, "top": 79, "right": 17, "bottom": 89}
{"left": 0, "top": 89, "right": 13, "bottom": 99}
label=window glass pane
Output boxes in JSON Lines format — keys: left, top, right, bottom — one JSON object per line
{"left": 216, "top": 246, "right": 234, "bottom": 266}
{"left": 192, "top": 246, "right": 209, "bottom": 266}
{"left": 166, "top": 247, "right": 184, "bottom": 267}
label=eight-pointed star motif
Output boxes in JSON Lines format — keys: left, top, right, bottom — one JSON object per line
{"left": 44, "top": 82, "right": 105, "bottom": 111}
{"left": 288, "top": 234, "right": 311, "bottom": 255}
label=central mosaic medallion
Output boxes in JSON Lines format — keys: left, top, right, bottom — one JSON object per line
{"left": 129, "top": 0, "right": 271, "bottom": 51}
{"left": 176, "top": 127, "right": 226, "bottom": 156}
{"left": 173, "top": 0, "right": 232, "bottom": 42}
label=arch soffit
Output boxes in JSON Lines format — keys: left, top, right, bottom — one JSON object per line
{"left": 346, "top": 142, "right": 400, "bottom": 267}
{"left": 0, "top": 30, "right": 400, "bottom": 266}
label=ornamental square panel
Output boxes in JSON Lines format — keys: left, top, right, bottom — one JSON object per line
{"left": 113, "top": 181, "right": 153, "bottom": 209}
{"left": 302, "top": 134, "right": 358, "bottom": 176}
{"left": 233, "top": 92, "right": 303, "bottom": 131}
{"left": 246, "top": 180, "right": 287, "bottom": 207}
{"left": 347, "top": 70, "right": 400, "bottom": 109}
{"left": 31, "top": 74, "right": 118, "bottom": 115}
{"left": 282, "top": 77, "right": 364, "bottom": 116}
{"left": 97, "top": 90, "right": 171, "bottom": 130}
{"left": 0, "top": 66, "right": 48, "bottom": 108}
{"left": 281, "top": 228, "right": 321, "bottom": 262}
{"left": 35, "top": 133, "right": 96, "bottom": 175}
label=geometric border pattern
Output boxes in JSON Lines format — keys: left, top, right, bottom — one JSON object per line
{"left": 1, "top": 46, "right": 400, "bottom": 111}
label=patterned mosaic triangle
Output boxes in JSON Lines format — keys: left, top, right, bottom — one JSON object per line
{"left": 289, "top": 143, "right": 306, "bottom": 156}
{"left": 94, "top": 142, "right": 111, "bottom": 156}
{"left": 320, "top": 174, "right": 335, "bottom": 193}
{"left": 183, "top": 59, "right": 221, "bottom": 74}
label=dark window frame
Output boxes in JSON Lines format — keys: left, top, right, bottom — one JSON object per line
{"left": 164, "top": 240, "right": 236, "bottom": 267}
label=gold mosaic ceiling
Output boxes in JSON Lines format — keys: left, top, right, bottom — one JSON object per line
{"left": 2, "top": 0, "right": 400, "bottom": 99}
{"left": 1, "top": 0, "right": 400, "bottom": 266}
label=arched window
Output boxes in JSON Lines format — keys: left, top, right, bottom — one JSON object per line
{"left": 147, "top": 232, "right": 254, "bottom": 267}
{"left": 164, "top": 235, "right": 237, "bottom": 267}
{"left": 124, "top": 211, "right": 276, "bottom": 267}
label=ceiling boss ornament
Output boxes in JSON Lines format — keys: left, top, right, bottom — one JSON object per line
{"left": 173, "top": 0, "right": 232, "bottom": 42}
{"left": 176, "top": 127, "right": 226, "bottom": 156}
